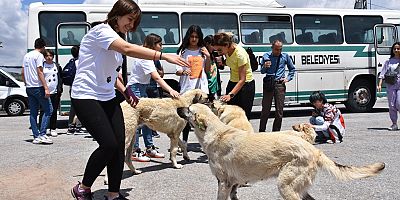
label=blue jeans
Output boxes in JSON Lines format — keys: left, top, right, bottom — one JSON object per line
{"left": 309, "top": 116, "right": 329, "bottom": 138}
{"left": 129, "top": 83, "right": 154, "bottom": 149}
{"left": 26, "top": 87, "right": 53, "bottom": 138}
{"left": 309, "top": 116, "right": 324, "bottom": 125}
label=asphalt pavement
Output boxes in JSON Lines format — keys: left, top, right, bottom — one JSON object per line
{"left": 0, "top": 97, "right": 399, "bottom": 200}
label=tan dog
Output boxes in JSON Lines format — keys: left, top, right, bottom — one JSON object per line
{"left": 210, "top": 100, "right": 254, "bottom": 132}
{"left": 177, "top": 104, "right": 385, "bottom": 200}
{"left": 276, "top": 123, "right": 317, "bottom": 144}
{"left": 210, "top": 101, "right": 315, "bottom": 144}
{"left": 122, "top": 89, "right": 208, "bottom": 173}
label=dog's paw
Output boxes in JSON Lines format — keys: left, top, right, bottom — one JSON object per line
{"left": 183, "top": 155, "right": 190, "bottom": 161}
{"left": 133, "top": 169, "right": 142, "bottom": 175}
{"left": 174, "top": 164, "right": 183, "bottom": 169}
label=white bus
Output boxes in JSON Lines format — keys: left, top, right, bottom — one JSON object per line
{"left": 27, "top": 0, "right": 400, "bottom": 113}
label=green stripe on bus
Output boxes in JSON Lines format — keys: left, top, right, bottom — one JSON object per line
{"left": 246, "top": 46, "right": 373, "bottom": 58}
{"left": 29, "top": 45, "right": 374, "bottom": 57}
{"left": 254, "top": 89, "right": 347, "bottom": 99}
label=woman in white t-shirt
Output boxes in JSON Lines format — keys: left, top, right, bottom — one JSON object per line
{"left": 39, "top": 49, "right": 63, "bottom": 137}
{"left": 127, "top": 33, "right": 179, "bottom": 162}
{"left": 175, "top": 25, "right": 210, "bottom": 145}
{"left": 70, "top": 1, "right": 188, "bottom": 199}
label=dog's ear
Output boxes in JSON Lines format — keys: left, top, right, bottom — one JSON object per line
{"left": 194, "top": 113, "right": 206, "bottom": 131}
{"left": 217, "top": 106, "right": 225, "bottom": 117}
{"left": 204, "top": 101, "right": 213, "bottom": 108}
{"left": 192, "top": 93, "right": 200, "bottom": 104}
{"left": 177, "top": 107, "right": 190, "bottom": 120}
{"left": 192, "top": 93, "right": 207, "bottom": 104}
{"left": 209, "top": 101, "right": 218, "bottom": 114}
{"left": 303, "top": 123, "right": 312, "bottom": 129}
{"left": 292, "top": 124, "right": 301, "bottom": 131}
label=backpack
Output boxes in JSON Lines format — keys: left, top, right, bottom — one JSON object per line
{"left": 62, "top": 58, "right": 77, "bottom": 86}
{"left": 246, "top": 47, "right": 258, "bottom": 71}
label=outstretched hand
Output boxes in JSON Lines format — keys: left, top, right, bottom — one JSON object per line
{"left": 164, "top": 54, "right": 190, "bottom": 67}
{"left": 219, "top": 94, "right": 231, "bottom": 102}
{"left": 169, "top": 90, "right": 180, "bottom": 98}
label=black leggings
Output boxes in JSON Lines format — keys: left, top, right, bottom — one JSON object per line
{"left": 71, "top": 97, "right": 125, "bottom": 192}
{"left": 226, "top": 80, "right": 255, "bottom": 119}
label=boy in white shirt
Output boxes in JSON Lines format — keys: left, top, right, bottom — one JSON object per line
{"left": 22, "top": 38, "right": 53, "bottom": 144}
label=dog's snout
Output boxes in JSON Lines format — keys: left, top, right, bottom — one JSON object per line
{"left": 177, "top": 107, "right": 190, "bottom": 119}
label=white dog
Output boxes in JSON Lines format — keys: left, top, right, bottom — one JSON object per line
{"left": 177, "top": 104, "right": 385, "bottom": 200}
{"left": 122, "top": 89, "right": 208, "bottom": 173}
{"left": 210, "top": 100, "right": 316, "bottom": 144}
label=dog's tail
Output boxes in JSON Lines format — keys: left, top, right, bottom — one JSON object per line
{"left": 317, "top": 150, "right": 385, "bottom": 181}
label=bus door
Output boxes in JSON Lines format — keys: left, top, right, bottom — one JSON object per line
{"left": 373, "top": 24, "right": 398, "bottom": 79}
{"left": 56, "top": 22, "right": 91, "bottom": 66}
{"left": 56, "top": 22, "right": 91, "bottom": 114}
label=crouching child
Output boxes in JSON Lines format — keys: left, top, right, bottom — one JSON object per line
{"left": 309, "top": 91, "right": 345, "bottom": 143}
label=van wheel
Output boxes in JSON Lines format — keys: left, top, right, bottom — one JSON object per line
{"left": 5, "top": 99, "right": 26, "bottom": 116}
{"left": 345, "top": 79, "right": 375, "bottom": 112}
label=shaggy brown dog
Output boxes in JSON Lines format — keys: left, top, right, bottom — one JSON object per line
{"left": 210, "top": 100, "right": 315, "bottom": 144}
{"left": 209, "top": 100, "right": 254, "bottom": 132}
{"left": 122, "top": 89, "right": 208, "bottom": 173}
{"left": 278, "top": 123, "right": 317, "bottom": 144}
{"left": 177, "top": 104, "right": 385, "bottom": 200}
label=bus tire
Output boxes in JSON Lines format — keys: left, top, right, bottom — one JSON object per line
{"left": 345, "top": 79, "right": 376, "bottom": 112}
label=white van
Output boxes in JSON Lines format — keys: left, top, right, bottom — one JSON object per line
{"left": 0, "top": 68, "right": 28, "bottom": 116}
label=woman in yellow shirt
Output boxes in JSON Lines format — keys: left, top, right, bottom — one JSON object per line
{"left": 213, "top": 32, "right": 255, "bottom": 118}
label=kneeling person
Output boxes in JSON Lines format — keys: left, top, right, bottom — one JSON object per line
{"left": 309, "top": 91, "right": 345, "bottom": 143}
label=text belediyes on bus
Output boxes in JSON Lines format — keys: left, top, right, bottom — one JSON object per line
{"left": 301, "top": 55, "right": 340, "bottom": 65}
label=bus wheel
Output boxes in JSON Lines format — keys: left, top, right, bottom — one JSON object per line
{"left": 345, "top": 79, "right": 375, "bottom": 112}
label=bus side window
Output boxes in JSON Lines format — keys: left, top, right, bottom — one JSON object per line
{"left": 344, "top": 15, "right": 383, "bottom": 44}
{"left": 182, "top": 12, "right": 239, "bottom": 43}
{"left": 296, "top": 32, "right": 313, "bottom": 44}
{"left": 129, "top": 27, "right": 146, "bottom": 45}
{"left": 127, "top": 12, "right": 179, "bottom": 45}
{"left": 164, "top": 31, "right": 175, "bottom": 44}
{"left": 241, "top": 14, "right": 292, "bottom": 45}
{"left": 246, "top": 31, "right": 261, "bottom": 44}
{"left": 294, "top": 14, "right": 343, "bottom": 45}
{"left": 38, "top": 11, "right": 86, "bottom": 47}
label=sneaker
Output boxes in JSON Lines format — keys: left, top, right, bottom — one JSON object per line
{"left": 71, "top": 182, "right": 93, "bottom": 200}
{"left": 389, "top": 124, "right": 398, "bottom": 131}
{"left": 32, "top": 137, "right": 42, "bottom": 144}
{"left": 39, "top": 135, "right": 53, "bottom": 144}
{"left": 74, "top": 127, "right": 86, "bottom": 135}
{"left": 104, "top": 193, "right": 128, "bottom": 200}
{"left": 132, "top": 150, "right": 151, "bottom": 162}
{"left": 146, "top": 146, "right": 165, "bottom": 158}
{"left": 67, "top": 126, "right": 75, "bottom": 135}
{"left": 50, "top": 129, "right": 58, "bottom": 137}
{"left": 152, "top": 131, "right": 160, "bottom": 138}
